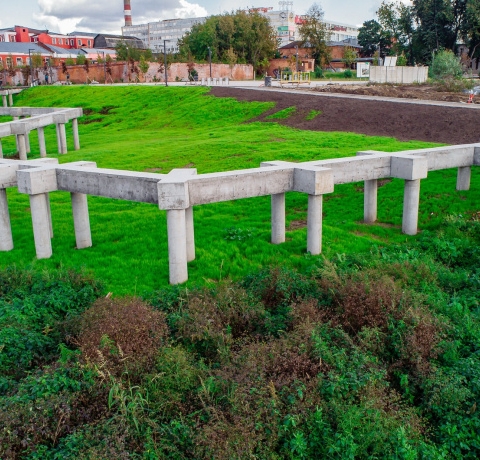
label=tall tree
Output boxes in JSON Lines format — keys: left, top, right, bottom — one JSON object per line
{"left": 297, "top": 3, "right": 332, "bottom": 66}
{"left": 178, "top": 10, "right": 277, "bottom": 69}
{"left": 358, "top": 19, "right": 391, "bottom": 56}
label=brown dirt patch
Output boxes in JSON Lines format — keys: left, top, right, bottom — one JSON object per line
{"left": 313, "top": 83, "right": 478, "bottom": 103}
{"left": 288, "top": 219, "right": 307, "bottom": 230}
{"left": 210, "top": 87, "right": 480, "bottom": 144}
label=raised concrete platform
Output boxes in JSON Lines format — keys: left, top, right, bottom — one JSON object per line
{"left": 0, "top": 107, "right": 83, "bottom": 160}
{"left": 1, "top": 143, "right": 478, "bottom": 284}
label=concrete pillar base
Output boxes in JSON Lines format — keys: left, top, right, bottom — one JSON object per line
{"left": 73, "top": 119, "right": 80, "bottom": 150}
{"left": 30, "top": 193, "right": 53, "bottom": 259}
{"left": 364, "top": 179, "right": 378, "bottom": 223}
{"left": 0, "top": 188, "right": 14, "bottom": 251}
{"left": 457, "top": 166, "right": 471, "bottom": 191}
{"left": 1, "top": 95, "right": 6, "bottom": 108}
{"left": 167, "top": 209, "right": 188, "bottom": 284}
{"left": 59, "top": 123, "right": 67, "bottom": 154}
{"left": 17, "top": 134, "right": 27, "bottom": 161}
{"left": 0, "top": 139, "right": 3, "bottom": 159}
{"left": 402, "top": 179, "right": 421, "bottom": 235}
{"left": 38, "top": 127, "right": 47, "bottom": 157}
{"left": 71, "top": 192, "right": 92, "bottom": 249}
{"left": 307, "top": 194, "right": 323, "bottom": 255}
{"left": 271, "top": 192, "right": 285, "bottom": 244}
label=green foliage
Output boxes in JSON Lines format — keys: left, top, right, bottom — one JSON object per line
{"left": 342, "top": 46, "right": 358, "bottom": 68}
{"left": 75, "top": 54, "right": 86, "bottom": 66}
{"left": 297, "top": 3, "right": 332, "bottom": 66}
{"left": 179, "top": 10, "right": 278, "bottom": 67}
{"left": 343, "top": 68, "right": 354, "bottom": 78}
{"left": 0, "top": 267, "right": 102, "bottom": 380}
{"left": 266, "top": 106, "right": 297, "bottom": 119}
{"left": 314, "top": 66, "right": 323, "bottom": 78}
{"left": 305, "top": 109, "right": 322, "bottom": 120}
{"left": 431, "top": 49, "right": 463, "bottom": 80}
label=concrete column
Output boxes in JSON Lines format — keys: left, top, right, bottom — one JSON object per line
{"left": 72, "top": 118, "right": 80, "bottom": 150}
{"left": 45, "top": 194, "right": 53, "bottom": 238}
{"left": 402, "top": 179, "right": 421, "bottom": 236}
{"left": 0, "top": 139, "right": 3, "bottom": 158}
{"left": 307, "top": 194, "right": 323, "bottom": 255}
{"left": 456, "top": 166, "right": 471, "bottom": 191}
{"left": 166, "top": 209, "right": 188, "bottom": 284}
{"left": 29, "top": 193, "right": 52, "bottom": 259}
{"left": 2, "top": 95, "right": 6, "bottom": 107}
{"left": 8, "top": 92, "right": 13, "bottom": 106}
{"left": 17, "top": 134, "right": 27, "bottom": 160}
{"left": 71, "top": 192, "right": 92, "bottom": 249}
{"left": 0, "top": 189, "right": 14, "bottom": 251}
{"left": 271, "top": 192, "right": 285, "bottom": 244}
{"left": 37, "top": 127, "right": 47, "bottom": 157}
{"left": 25, "top": 131, "right": 31, "bottom": 154}
{"left": 364, "top": 179, "right": 378, "bottom": 223}
{"left": 56, "top": 124, "right": 62, "bottom": 153}
{"left": 185, "top": 206, "right": 195, "bottom": 262}
{"left": 59, "top": 123, "right": 67, "bottom": 154}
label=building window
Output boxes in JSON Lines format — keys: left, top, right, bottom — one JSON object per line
{"left": 9, "top": 35, "right": 15, "bottom": 42}
{"left": 70, "top": 39, "right": 74, "bottom": 46}
{"left": 16, "top": 57, "right": 23, "bottom": 66}
{"left": 88, "top": 40, "right": 91, "bottom": 47}
{"left": 0, "top": 36, "right": 4, "bottom": 42}
{"left": 59, "top": 38, "right": 62, "bottom": 44}
{"left": 52, "top": 38, "right": 56, "bottom": 44}
{"left": 78, "top": 39, "right": 82, "bottom": 46}
{"left": 6, "top": 57, "right": 12, "bottom": 67}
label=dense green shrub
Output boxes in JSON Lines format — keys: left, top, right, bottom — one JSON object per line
{"left": 1, "top": 215, "right": 479, "bottom": 458}
{"left": 430, "top": 49, "right": 462, "bottom": 80}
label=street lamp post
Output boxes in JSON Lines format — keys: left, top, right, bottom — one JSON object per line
{"left": 207, "top": 46, "right": 212, "bottom": 77}
{"left": 28, "top": 49, "right": 35, "bottom": 86}
{"left": 163, "top": 39, "right": 170, "bottom": 87}
{"left": 295, "top": 45, "right": 299, "bottom": 72}
{"left": 101, "top": 51, "right": 107, "bottom": 83}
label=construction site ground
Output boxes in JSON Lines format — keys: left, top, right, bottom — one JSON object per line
{"left": 211, "top": 86, "right": 480, "bottom": 145}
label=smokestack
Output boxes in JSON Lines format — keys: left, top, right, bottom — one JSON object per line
{"left": 124, "top": 0, "right": 132, "bottom": 26}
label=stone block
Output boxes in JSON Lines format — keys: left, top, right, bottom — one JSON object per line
{"left": 158, "top": 180, "right": 190, "bottom": 210}
{"left": 391, "top": 155, "right": 428, "bottom": 180}
{"left": 17, "top": 168, "right": 58, "bottom": 195}
{"left": 293, "top": 167, "right": 334, "bottom": 195}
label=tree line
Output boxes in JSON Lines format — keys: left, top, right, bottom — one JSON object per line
{"left": 358, "top": 0, "right": 480, "bottom": 66}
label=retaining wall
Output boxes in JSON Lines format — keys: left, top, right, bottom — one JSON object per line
{"left": 369, "top": 66, "right": 429, "bottom": 84}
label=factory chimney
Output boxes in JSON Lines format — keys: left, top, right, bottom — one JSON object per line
{"left": 124, "top": 0, "right": 132, "bottom": 26}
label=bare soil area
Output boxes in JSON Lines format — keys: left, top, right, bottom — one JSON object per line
{"left": 210, "top": 87, "right": 480, "bottom": 145}
{"left": 313, "top": 83, "right": 480, "bottom": 104}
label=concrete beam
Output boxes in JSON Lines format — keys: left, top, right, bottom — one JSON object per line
{"left": 56, "top": 167, "right": 164, "bottom": 203}
{"left": 390, "top": 155, "right": 428, "bottom": 180}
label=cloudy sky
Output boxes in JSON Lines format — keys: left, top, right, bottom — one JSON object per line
{"left": 1, "top": 0, "right": 392, "bottom": 34}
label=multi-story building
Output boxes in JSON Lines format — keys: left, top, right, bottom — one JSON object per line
{"left": 122, "top": 17, "right": 206, "bottom": 53}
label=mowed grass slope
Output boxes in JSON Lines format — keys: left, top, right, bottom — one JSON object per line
{"left": 1, "top": 86, "right": 478, "bottom": 294}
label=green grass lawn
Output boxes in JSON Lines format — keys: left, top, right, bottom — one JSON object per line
{"left": 1, "top": 86, "right": 478, "bottom": 294}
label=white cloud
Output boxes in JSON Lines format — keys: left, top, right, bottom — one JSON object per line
{"left": 33, "top": 0, "right": 207, "bottom": 34}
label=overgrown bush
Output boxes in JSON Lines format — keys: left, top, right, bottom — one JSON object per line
{"left": 431, "top": 49, "right": 463, "bottom": 80}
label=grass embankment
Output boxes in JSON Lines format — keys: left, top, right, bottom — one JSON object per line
{"left": 1, "top": 87, "right": 479, "bottom": 458}
{"left": 2, "top": 86, "right": 478, "bottom": 294}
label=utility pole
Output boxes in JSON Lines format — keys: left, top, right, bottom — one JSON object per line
{"left": 295, "top": 45, "right": 299, "bottom": 72}
{"left": 163, "top": 39, "right": 170, "bottom": 87}
{"left": 207, "top": 46, "right": 212, "bottom": 77}
{"left": 28, "top": 49, "right": 35, "bottom": 86}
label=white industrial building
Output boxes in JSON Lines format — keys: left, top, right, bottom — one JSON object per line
{"left": 122, "top": 2, "right": 358, "bottom": 52}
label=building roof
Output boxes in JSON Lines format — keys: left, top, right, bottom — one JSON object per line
{"left": 0, "top": 42, "right": 49, "bottom": 54}
{"left": 15, "top": 25, "right": 49, "bottom": 35}
{"left": 94, "top": 34, "right": 144, "bottom": 49}
{"left": 279, "top": 38, "right": 361, "bottom": 50}
{"left": 43, "top": 44, "right": 85, "bottom": 55}
{"left": 68, "top": 31, "right": 98, "bottom": 37}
